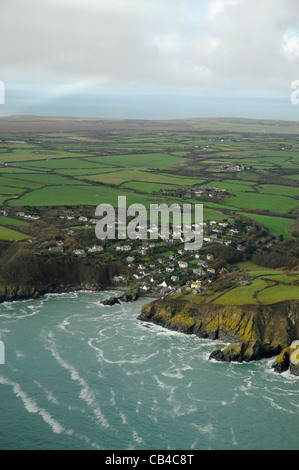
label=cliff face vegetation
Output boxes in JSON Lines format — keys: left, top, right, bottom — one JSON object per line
{"left": 0, "top": 243, "right": 119, "bottom": 302}
{"left": 138, "top": 297, "right": 299, "bottom": 374}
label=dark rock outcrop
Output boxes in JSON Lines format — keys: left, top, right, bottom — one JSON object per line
{"left": 272, "top": 340, "right": 299, "bottom": 375}
{"left": 0, "top": 249, "right": 122, "bottom": 303}
{"left": 101, "top": 289, "right": 139, "bottom": 306}
{"left": 102, "top": 296, "right": 121, "bottom": 306}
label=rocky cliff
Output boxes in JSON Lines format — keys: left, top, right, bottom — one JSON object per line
{"left": 138, "top": 297, "right": 299, "bottom": 375}
{"left": 0, "top": 248, "right": 121, "bottom": 302}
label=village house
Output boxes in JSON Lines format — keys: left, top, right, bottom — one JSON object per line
{"left": 116, "top": 245, "right": 131, "bottom": 252}
{"left": 73, "top": 249, "right": 86, "bottom": 257}
{"left": 88, "top": 245, "right": 104, "bottom": 253}
{"left": 49, "top": 246, "right": 63, "bottom": 254}
{"left": 193, "top": 268, "right": 205, "bottom": 276}
{"left": 133, "top": 273, "right": 145, "bottom": 280}
{"left": 141, "top": 284, "right": 150, "bottom": 292}
{"left": 178, "top": 261, "right": 188, "bottom": 269}
{"left": 166, "top": 267, "right": 175, "bottom": 273}
{"left": 191, "top": 281, "right": 202, "bottom": 291}
{"left": 197, "top": 260, "right": 207, "bottom": 267}
{"left": 158, "top": 280, "right": 168, "bottom": 288}
{"left": 113, "top": 275, "right": 127, "bottom": 283}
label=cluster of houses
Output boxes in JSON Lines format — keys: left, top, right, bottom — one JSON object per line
{"left": 219, "top": 164, "right": 248, "bottom": 172}
{"left": 59, "top": 215, "right": 98, "bottom": 225}
{"left": 108, "top": 219, "right": 250, "bottom": 297}
{"left": 42, "top": 216, "right": 242, "bottom": 297}
{"left": 0, "top": 209, "right": 39, "bottom": 220}
{"left": 0, "top": 206, "right": 269, "bottom": 298}
{"left": 49, "top": 243, "right": 104, "bottom": 257}
{"left": 160, "top": 185, "right": 228, "bottom": 200}
{"left": 16, "top": 211, "right": 40, "bottom": 220}
{"left": 112, "top": 248, "right": 220, "bottom": 297}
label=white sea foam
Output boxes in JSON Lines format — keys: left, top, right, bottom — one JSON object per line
{"left": 0, "top": 375, "right": 65, "bottom": 434}
{"left": 57, "top": 318, "right": 71, "bottom": 331}
{"left": 162, "top": 369, "right": 184, "bottom": 380}
{"left": 136, "top": 400, "right": 142, "bottom": 413}
{"left": 110, "top": 388, "right": 116, "bottom": 406}
{"left": 89, "top": 337, "right": 159, "bottom": 365}
{"left": 153, "top": 375, "right": 178, "bottom": 408}
{"left": 191, "top": 422, "right": 215, "bottom": 440}
{"left": 132, "top": 430, "right": 145, "bottom": 445}
{"left": 0, "top": 374, "right": 103, "bottom": 448}
{"left": 43, "top": 330, "right": 110, "bottom": 429}
{"left": 230, "top": 426, "right": 238, "bottom": 446}
{"left": 15, "top": 350, "right": 25, "bottom": 359}
{"left": 263, "top": 395, "right": 295, "bottom": 414}
{"left": 120, "top": 411, "right": 128, "bottom": 425}
{"left": 34, "top": 380, "right": 60, "bottom": 406}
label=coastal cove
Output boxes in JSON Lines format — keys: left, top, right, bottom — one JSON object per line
{"left": 1, "top": 273, "right": 299, "bottom": 375}
{"left": 1, "top": 275, "right": 299, "bottom": 375}
{"left": 0, "top": 290, "right": 298, "bottom": 450}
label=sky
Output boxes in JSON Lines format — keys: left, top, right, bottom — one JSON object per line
{"left": 1, "top": 0, "right": 299, "bottom": 120}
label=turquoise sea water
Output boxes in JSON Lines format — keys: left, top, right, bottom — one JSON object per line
{"left": 0, "top": 291, "right": 298, "bottom": 450}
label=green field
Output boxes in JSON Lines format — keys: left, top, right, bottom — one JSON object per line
{"left": 0, "top": 117, "right": 298, "bottom": 238}
{"left": 213, "top": 268, "right": 299, "bottom": 305}
{"left": 7, "top": 185, "right": 155, "bottom": 208}
{"left": 213, "top": 278, "right": 269, "bottom": 305}
{"left": 257, "top": 285, "right": 299, "bottom": 303}
{"left": 239, "top": 213, "right": 294, "bottom": 238}
{"left": 0, "top": 216, "right": 28, "bottom": 226}
{"left": 0, "top": 226, "right": 29, "bottom": 241}
{"left": 223, "top": 192, "right": 297, "bottom": 213}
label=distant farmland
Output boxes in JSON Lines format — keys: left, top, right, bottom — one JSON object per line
{"left": 0, "top": 116, "right": 297, "bottom": 239}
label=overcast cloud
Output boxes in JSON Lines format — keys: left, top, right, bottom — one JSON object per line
{"left": 1, "top": 0, "right": 299, "bottom": 118}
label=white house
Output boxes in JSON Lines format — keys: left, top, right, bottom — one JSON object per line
{"left": 166, "top": 267, "right": 174, "bottom": 273}
{"left": 73, "top": 249, "right": 86, "bottom": 257}
{"left": 116, "top": 245, "right": 131, "bottom": 252}
{"left": 88, "top": 245, "right": 104, "bottom": 253}
{"left": 178, "top": 261, "right": 188, "bottom": 269}
{"left": 191, "top": 281, "right": 202, "bottom": 289}
{"left": 159, "top": 281, "right": 168, "bottom": 288}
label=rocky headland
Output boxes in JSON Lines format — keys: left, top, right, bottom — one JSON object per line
{"left": 138, "top": 296, "right": 299, "bottom": 376}
{"left": 0, "top": 247, "right": 121, "bottom": 303}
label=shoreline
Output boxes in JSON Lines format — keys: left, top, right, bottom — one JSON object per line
{"left": 0, "top": 283, "right": 161, "bottom": 305}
